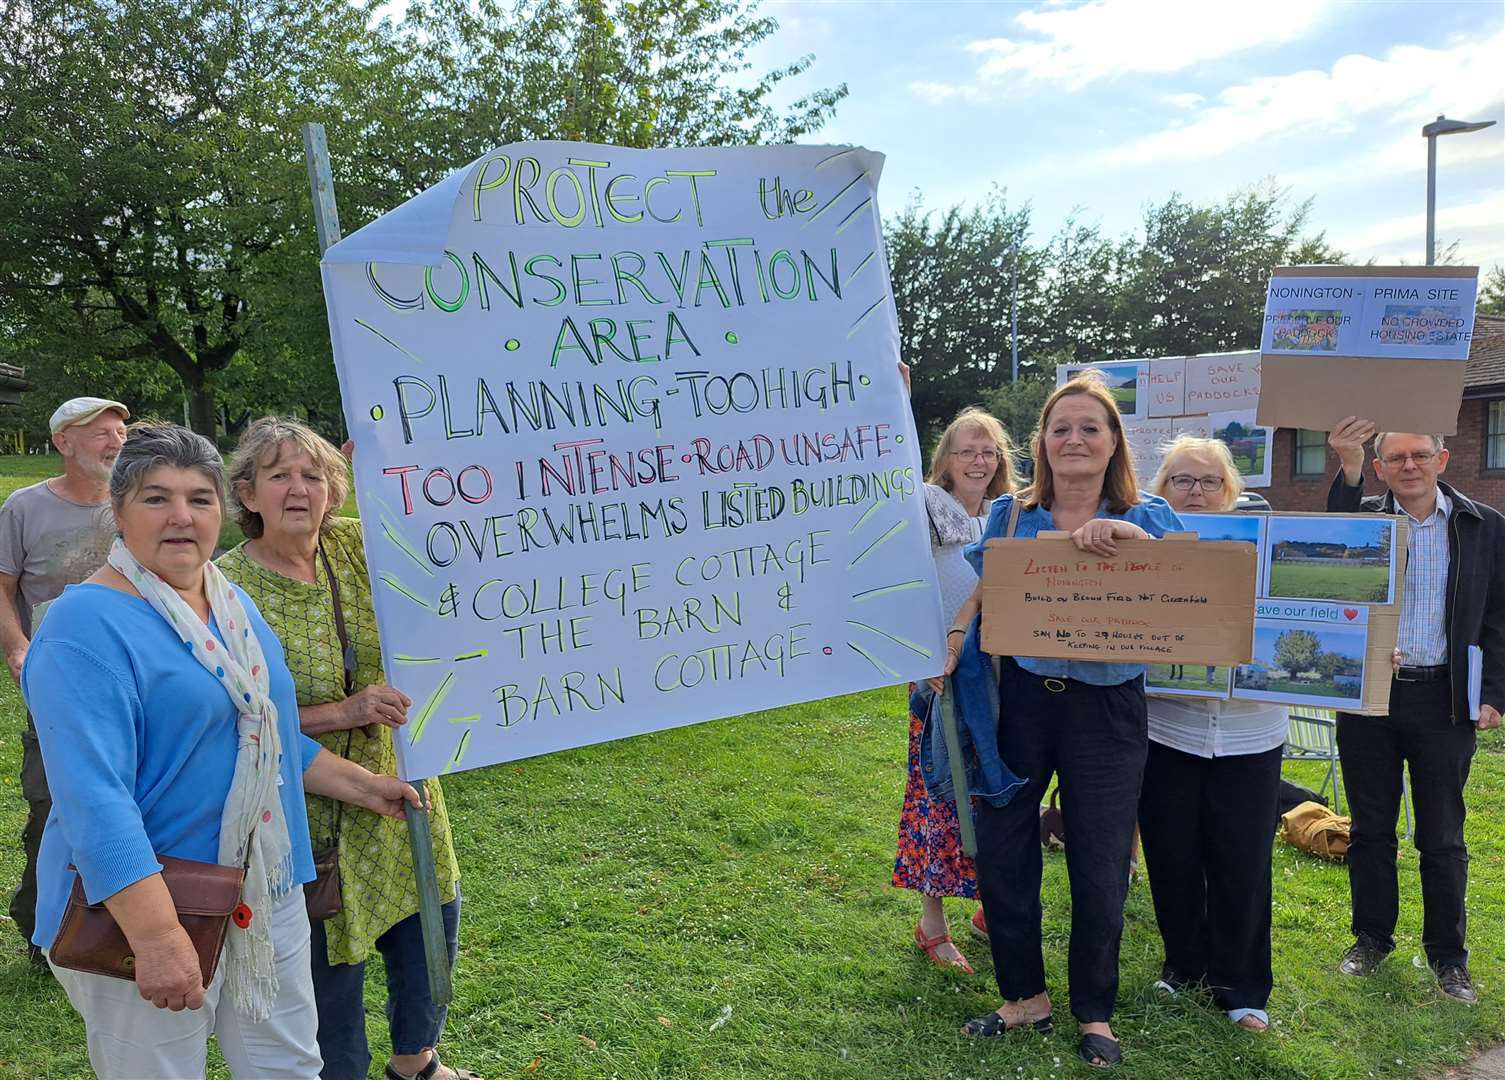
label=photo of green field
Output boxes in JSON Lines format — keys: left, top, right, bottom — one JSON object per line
{"left": 1147, "top": 663, "right": 1231, "bottom": 697}
{"left": 1234, "top": 621, "right": 1367, "bottom": 707}
{"left": 1097, "top": 361, "right": 1141, "bottom": 417}
{"left": 1264, "top": 516, "right": 1395, "bottom": 604}
{"left": 1266, "top": 560, "right": 1390, "bottom": 602}
{"left": 1225, "top": 438, "right": 1266, "bottom": 476}
{"left": 1213, "top": 416, "right": 1269, "bottom": 479}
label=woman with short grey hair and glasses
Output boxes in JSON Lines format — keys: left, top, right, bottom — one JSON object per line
{"left": 1140, "top": 435, "right": 1285, "bottom": 1031}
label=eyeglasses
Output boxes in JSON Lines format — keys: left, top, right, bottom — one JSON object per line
{"left": 1168, "top": 474, "right": 1224, "bottom": 492}
{"left": 950, "top": 449, "right": 1001, "bottom": 463}
{"left": 1380, "top": 451, "right": 1437, "bottom": 468}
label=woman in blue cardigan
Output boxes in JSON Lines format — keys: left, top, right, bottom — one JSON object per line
{"left": 23, "top": 423, "right": 423, "bottom": 1079}
{"left": 937, "top": 373, "right": 1182, "bottom": 1068}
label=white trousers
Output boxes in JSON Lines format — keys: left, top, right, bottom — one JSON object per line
{"left": 50, "top": 889, "right": 323, "bottom": 1080}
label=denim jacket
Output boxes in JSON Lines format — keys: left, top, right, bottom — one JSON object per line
{"left": 912, "top": 618, "right": 1028, "bottom": 809}
{"left": 934, "top": 491, "right": 1183, "bottom": 806}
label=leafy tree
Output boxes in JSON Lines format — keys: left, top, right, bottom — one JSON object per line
{"left": 402, "top": 0, "right": 845, "bottom": 154}
{"left": 1480, "top": 265, "right": 1505, "bottom": 317}
{"left": 0, "top": 0, "right": 844, "bottom": 441}
{"left": 1031, "top": 214, "right": 1133, "bottom": 367}
{"left": 0, "top": 0, "right": 428, "bottom": 437}
{"left": 890, "top": 182, "right": 1340, "bottom": 448}
{"left": 1273, "top": 628, "right": 1322, "bottom": 677}
{"left": 1119, "top": 182, "right": 1345, "bottom": 359}
{"left": 984, "top": 371, "right": 1057, "bottom": 456}
{"left": 887, "top": 190, "right": 1036, "bottom": 447}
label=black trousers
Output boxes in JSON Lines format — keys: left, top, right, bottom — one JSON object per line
{"left": 8, "top": 715, "right": 50, "bottom": 946}
{"left": 1337, "top": 678, "right": 1475, "bottom": 967}
{"left": 974, "top": 659, "right": 1148, "bottom": 1024}
{"left": 1137, "top": 740, "right": 1282, "bottom": 1011}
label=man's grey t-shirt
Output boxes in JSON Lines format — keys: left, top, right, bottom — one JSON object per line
{"left": 0, "top": 480, "right": 115, "bottom": 637}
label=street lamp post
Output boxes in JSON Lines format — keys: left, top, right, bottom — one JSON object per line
{"left": 1422, "top": 114, "right": 1496, "bottom": 265}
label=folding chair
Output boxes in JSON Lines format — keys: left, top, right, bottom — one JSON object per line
{"left": 1283, "top": 707, "right": 1343, "bottom": 813}
{"left": 1282, "top": 707, "right": 1413, "bottom": 837}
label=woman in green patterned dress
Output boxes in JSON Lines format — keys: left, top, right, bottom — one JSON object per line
{"left": 218, "top": 418, "right": 475, "bottom": 1080}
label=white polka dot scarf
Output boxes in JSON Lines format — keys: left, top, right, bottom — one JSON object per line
{"left": 108, "top": 538, "right": 293, "bottom": 1021}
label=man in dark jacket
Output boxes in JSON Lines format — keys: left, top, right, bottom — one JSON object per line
{"left": 1325, "top": 417, "right": 1504, "bottom": 1004}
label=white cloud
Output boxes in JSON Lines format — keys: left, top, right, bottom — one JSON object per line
{"left": 1162, "top": 92, "right": 1206, "bottom": 110}
{"left": 960, "top": 0, "right": 1331, "bottom": 90}
{"left": 1101, "top": 31, "right": 1505, "bottom": 166}
{"left": 1333, "top": 195, "right": 1504, "bottom": 267}
{"left": 1277, "top": 126, "right": 1501, "bottom": 193}
{"left": 907, "top": 80, "right": 981, "bottom": 105}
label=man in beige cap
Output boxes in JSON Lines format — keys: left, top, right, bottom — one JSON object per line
{"left": 0, "top": 396, "right": 127, "bottom": 961}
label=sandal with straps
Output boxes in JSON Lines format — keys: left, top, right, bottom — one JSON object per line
{"left": 914, "top": 922, "right": 974, "bottom": 975}
{"left": 385, "top": 1050, "right": 483, "bottom": 1080}
{"left": 960, "top": 1008, "right": 1053, "bottom": 1038}
{"left": 1077, "top": 1032, "right": 1122, "bottom": 1068}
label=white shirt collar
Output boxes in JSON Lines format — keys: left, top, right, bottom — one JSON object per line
{"left": 1399, "top": 486, "right": 1450, "bottom": 526}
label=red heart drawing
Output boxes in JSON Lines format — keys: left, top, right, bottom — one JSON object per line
{"left": 1343, "top": 608, "right": 1359, "bottom": 621}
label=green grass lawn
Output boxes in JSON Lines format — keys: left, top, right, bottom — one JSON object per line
{"left": 1231, "top": 445, "right": 1267, "bottom": 477}
{"left": 1241, "top": 674, "right": 1362, "bottom": 705}
{"left": 1268, "top": 560, "right": 1392, "bottom": 603}
{"left": 0, "top": 452, "right": 358, "bottom": 552}
{"left": 1147, "top": 664, "right": 1230, "bottom": 694}
{"left": 1, "top": 456, "right": 1503, "bottom": 1078}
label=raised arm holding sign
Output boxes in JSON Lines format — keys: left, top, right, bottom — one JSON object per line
{"left": 1324, "top": 420, "right": 1505, "bottom": 1004}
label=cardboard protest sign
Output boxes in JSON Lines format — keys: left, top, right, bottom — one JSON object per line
{"left": 1184, "top": 351, "right": 1261, "bottom": 413}
{"left": 1140, "top": 511, "right": 1409, "bottom": 714}
{"left": 319, "top": 142, "right": 945, "bottom": 780}
{"left": 1256, "top": 265, "right": 1479, "bottom": 434}
{"left": 1057, "top": 351, "right": 1268, "bottom": 488}
{"left": 979, "top": 535, "right": 1257, "bottom": 665}
{"left": 1146, "top": 357, "right": 1186, "bottom": 417}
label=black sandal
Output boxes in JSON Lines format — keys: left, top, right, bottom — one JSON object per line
{"left": 1077, "top": 1032, "right": 1122, "bottom": 1068}
{"left": 960, "top": 1010, "right": 1053, "bottom": 1037}
{"left": 385, "top": 1050, "right": 483, "bottom": 1080}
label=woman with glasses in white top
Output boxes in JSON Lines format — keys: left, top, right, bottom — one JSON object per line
{"left": 1138, "top": 435, "right": 1286, "bottom": 1032}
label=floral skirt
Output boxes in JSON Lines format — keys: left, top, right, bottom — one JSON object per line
{"left": 891, "top": 690, "right": 978, "bottom": 898}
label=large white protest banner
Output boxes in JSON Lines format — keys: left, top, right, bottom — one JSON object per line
{"left": 320, "top": 142, "right": 944, "bottom": 780}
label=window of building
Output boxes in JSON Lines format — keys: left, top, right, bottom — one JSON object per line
{"left": 1294, "top": 429, "right": 1328, "bottom": 476}
{"left": 1488, "top": 401, "right": 1505, "bottom": 470}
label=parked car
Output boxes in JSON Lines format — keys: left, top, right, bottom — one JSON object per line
{"left": 1237, "top": 491, "right": 1272, "bottom": 511}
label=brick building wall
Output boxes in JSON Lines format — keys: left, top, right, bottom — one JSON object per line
{"left": 1261, "top": 397, "right": 1505, "bottom": 513}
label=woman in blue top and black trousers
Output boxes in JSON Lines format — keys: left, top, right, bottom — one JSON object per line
{"left": 937, "top": 373, "right": 1182, "bottom": 1068}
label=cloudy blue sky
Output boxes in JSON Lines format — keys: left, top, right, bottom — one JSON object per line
{"left": 750, "top": 0, "right": 1504, "bottom": 269}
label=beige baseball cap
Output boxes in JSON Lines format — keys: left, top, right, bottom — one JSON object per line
{"left": 49, "top": 397, "right": 130, "bottom": 435}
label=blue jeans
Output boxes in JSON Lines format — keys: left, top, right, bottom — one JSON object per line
{"left": 310, "top": 893, "right": 461, "bottom": 1080}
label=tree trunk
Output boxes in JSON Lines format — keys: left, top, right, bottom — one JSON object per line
{"left": 186, "top": 385, "right": 218, "bottom": 439}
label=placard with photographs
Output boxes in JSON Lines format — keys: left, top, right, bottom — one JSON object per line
{"left": 1263, "top": 515, "right": 1397, "bottom": 605}
{"left": 1232, "top": 603, "right": 1369, "bottom": 709}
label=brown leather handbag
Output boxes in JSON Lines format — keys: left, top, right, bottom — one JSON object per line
{"left": 305, "top": 539, "right": 357, "bottom": 922}
{"left": 50, "top": 855, "right": 246, "bottom": 986}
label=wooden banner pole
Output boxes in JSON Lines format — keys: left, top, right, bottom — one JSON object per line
{"left": 939, "top": 677, "right": 977, "bottom": 857}
{"left": 301, "top": 121, "right": 453, "bottom": 1006}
